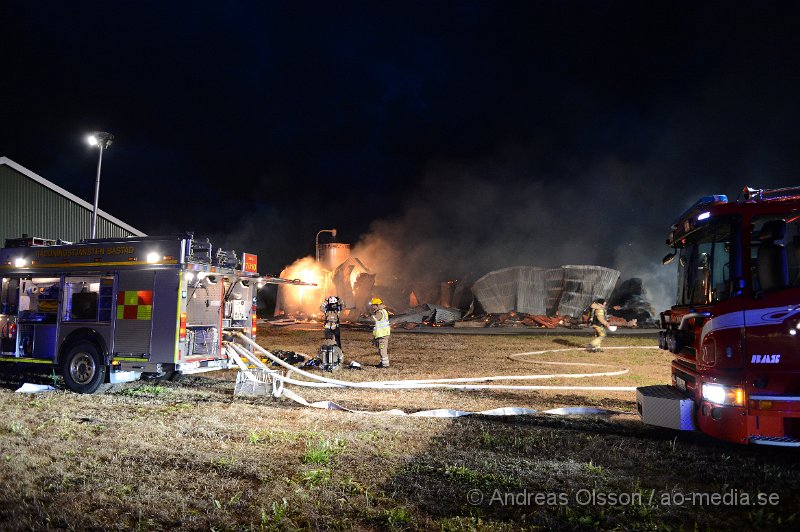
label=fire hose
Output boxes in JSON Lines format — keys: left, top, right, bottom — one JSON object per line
{"left": 225, "top": 333, "right": 656, "bottom": 418}
{"left": 226, "top": 333, "right": 660, "bottom": 417}
{"left": 231, "top": 332, "right": 641, "bottom": 391}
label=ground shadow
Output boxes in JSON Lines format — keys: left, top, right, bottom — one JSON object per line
{"left": 0, "top": 364, "right": 58, "bottom": 391}
{"left": 551, "top": 338, "right": 587, "bottom": 348}
{"left": 379, "top": 412, "right": 800, "bottom": 529}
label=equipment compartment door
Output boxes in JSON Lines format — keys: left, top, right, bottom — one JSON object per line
{"left": 114, "top": 270, "right": 155, "bottom": 356}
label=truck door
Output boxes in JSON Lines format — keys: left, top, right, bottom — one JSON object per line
{"left": 744, "top": 215, "right": 800, "bottom": 373}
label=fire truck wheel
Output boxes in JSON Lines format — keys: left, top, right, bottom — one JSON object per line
{"left": 62, "top": 341, "right": 107, "bottom": 394}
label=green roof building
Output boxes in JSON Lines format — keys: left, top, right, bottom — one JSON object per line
{"left": 0, "top": 156, "right": 145, "bottom": 245}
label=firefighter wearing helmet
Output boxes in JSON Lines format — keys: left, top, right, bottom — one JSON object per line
{"left": 587, "top": 298, "right": 614, "bottom": 352}
{"left": 320, "top": 295, "right": 343, "bottom": 349}
{"left": 369, "top": 297, "right": 390, "bottom": 368}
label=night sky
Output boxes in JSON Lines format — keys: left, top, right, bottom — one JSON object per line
{"left": 4, "top": 1, "right": 800, "bottom": 311}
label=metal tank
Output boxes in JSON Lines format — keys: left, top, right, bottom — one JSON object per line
{"left": 318, "top": 242, "right": 351, "bottom": 271}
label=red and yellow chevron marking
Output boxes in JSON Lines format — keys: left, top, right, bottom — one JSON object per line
{"left": 116, "top": 290, "right": 153, "bottom": 320}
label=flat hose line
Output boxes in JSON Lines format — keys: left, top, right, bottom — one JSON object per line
{"left": 232, "top": 333, "right": 657, "bottom": 391}
{"left": 228, "top": 334, "right": 661, "bottom": 417}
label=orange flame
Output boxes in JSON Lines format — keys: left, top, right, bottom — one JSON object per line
{"left": 279, "top": 257, "right": 328, "bottom": 316}
{"left": 278, "top": 256, "right": 326, "bottom": 315}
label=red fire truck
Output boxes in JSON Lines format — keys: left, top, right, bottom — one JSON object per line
{"left": 0, "top": 234, "right": 305, "bottom": 393}
{"left": 637, "top": 186, "right": 800, "bottom": 446}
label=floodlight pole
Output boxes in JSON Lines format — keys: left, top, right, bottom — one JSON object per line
{"left": 87, "top": 131, "right": 114, "bottom": 240}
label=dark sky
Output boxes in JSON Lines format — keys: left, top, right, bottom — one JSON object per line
{"left": 4, "top": 1, "right": 800, "bottom": 310}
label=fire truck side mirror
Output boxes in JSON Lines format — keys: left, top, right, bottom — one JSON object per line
{"left": 662, "top": 251, "right": 677, "bottom": 265}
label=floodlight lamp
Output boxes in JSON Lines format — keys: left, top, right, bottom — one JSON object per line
{"left": 146, "top": 252, "right": 160, "bottom": 263}
{"left": 14, "top": 258, "right": 27, "bottom": 268}
{"left": 87, "top": 131, "right": 114, "bottom": 149}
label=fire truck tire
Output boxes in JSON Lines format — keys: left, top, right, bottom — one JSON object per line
{"left": 61, "top": 341, "right": 107, "bottom": 394}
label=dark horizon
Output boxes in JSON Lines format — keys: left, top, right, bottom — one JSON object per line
{"left": 4, "top": 1, "right": 800, "bottom": 312}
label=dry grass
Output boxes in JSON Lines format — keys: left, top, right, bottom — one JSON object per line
{"left": 0, "top": 328, "right": 798, "bottom": 530}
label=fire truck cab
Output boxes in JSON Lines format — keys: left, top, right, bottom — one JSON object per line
{"left": 637, "top": 186, "right": 800, "bottom": 446}
{"left": 0, "top": 234, "right": 261, "bottom": 393}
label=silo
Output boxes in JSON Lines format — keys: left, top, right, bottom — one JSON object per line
{"left": 318, "top": 242, "right": 351, "bottom": 271}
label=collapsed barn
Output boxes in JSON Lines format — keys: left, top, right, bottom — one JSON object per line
{"left": 271, "top": 240, "right": 658, "bottom": 328}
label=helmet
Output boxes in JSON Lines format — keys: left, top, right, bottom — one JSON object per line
{"left": 370, "top": 297, "right": 383, "bottom": 305}
{"left": 326, "top": 296, "right": 339, "bottom": 305}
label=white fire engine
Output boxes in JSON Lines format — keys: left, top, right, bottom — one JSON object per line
{"left": 0, "top": 234, "right": 305, "bottom": 393}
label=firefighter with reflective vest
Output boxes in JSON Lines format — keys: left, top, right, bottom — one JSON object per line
{"left": 587, "top": 298, "right": 613, "bottom": 352}
{"left": 369, "top": 297, "right": 390, "bottom": 368}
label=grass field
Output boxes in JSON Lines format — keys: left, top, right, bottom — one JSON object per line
{"left": 1, "top": 328, "right": 798, "bottom": 530}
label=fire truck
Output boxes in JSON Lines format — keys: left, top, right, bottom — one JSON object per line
{"left": 637, "top": 186, "right": 800, "bottom": 446}
{"left": 0, "top": 234, "right": 289, "bottom": 393}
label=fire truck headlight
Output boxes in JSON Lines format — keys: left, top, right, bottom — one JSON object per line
{"left": 146, "top": 252, "right": 161, "bottom": 263}
{"left": 697, "top": 211, "right": 711, "bottom": 221}
{"left": 702, "top": 383, "right": 744, "bottom": 406}
{"left": 14, "top": 258, "right": 27, "bottom": 268}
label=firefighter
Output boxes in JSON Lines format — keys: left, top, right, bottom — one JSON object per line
{"left": 320, "top": 295, "right": 343, "bottom": 349}
{"left": 369, "top": 297, "right": 390, "bottom": 367}
{"left": 587, "top": 298, "right": 612, "bottom": 352}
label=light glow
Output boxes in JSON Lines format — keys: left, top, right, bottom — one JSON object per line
{"left": 14, "top": 258, "right": 27, "bottom": 268}
{"left": 702, "top": 384, "right": 726, "bottom": 404}
{"left": 702, "top": 383, "right": 744, "bottom": 406}
{"left": 87, "top": 134, "right": 99, "bottom": 146}
{"left": 146, "top": 252, "right": 160, "bottom": 263}
{"left": 697, "top": 211, "right": 711, "bottom": 221}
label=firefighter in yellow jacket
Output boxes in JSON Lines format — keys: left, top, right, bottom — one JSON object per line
{"left": 587, "top": 298, "right": 614, "bottom": 352}
{"left": 369, "top": 297, "right": 390, "bottom": 368}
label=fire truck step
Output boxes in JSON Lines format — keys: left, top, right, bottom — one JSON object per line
{"left": 749, "top": 435, "right": 800, "bottom": 447}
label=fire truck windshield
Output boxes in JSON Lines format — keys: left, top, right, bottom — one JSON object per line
{"left": 675, "top": 216, "right": 738, "bottom": 306}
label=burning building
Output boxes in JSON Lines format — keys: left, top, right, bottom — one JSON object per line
{"left": 274, "top": 242, "right": 376, "bottom": 318}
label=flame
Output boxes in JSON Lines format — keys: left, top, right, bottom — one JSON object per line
{"left": 278, "top": 256, "right": 326, "bottom": 315}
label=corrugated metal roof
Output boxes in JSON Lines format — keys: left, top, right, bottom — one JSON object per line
{"left": 0, "top": 156, "right": 146, "bottom": 241}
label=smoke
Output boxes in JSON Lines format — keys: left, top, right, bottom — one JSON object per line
{"left": 350, "top": 149, "right": 679, "bottom": 311}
